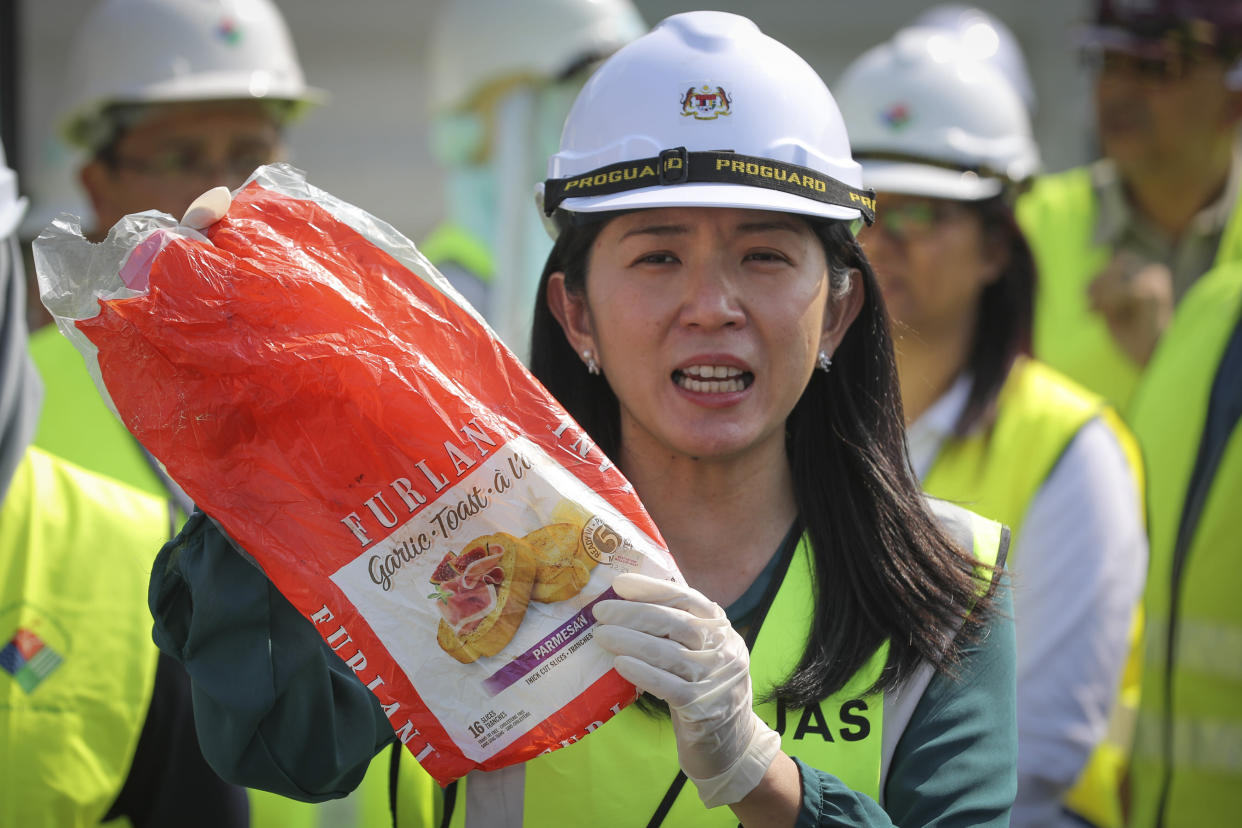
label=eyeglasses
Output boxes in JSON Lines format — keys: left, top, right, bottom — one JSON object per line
{"left": 861, "top": 200, "right": 968, "bottom": 244}
{"left": 107, "top": 145, "right": 278, "bottom": 184}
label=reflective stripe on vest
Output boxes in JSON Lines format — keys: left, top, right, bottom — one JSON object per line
{"left": 1144, "top": 614, "right": 1242, "bottom": 684}
{"left": 446, "top": 502, "right": 1003, "bottom": 828}
{"left": 1133, "top": 708, "right": 1242, "bottom": 774}
{"left": 1017, "top": 167, "right": 1242, "bottom": 412}
{"left": 922, "top": 357, "right": 1145, "bottom": 828}
{"left": 1127, "top": 262, "right": 1242, "bottom": 828}
{"left": 0, "top": 447, "right": 167, "bottom": 827}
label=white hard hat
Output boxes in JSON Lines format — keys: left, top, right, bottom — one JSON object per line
{"left": 913, "top": 4, "right": 1037, "bottom": 114}
{"left": 427, "top": 0, "right": 647, "bottom": 115}
{"left": 0, "top": 141, "right": 27, "bottom": 239}
{"left": 61, "top": 0, "right": 324, "bottom": 149}
{"left": 539, "top": 11, "right": 875, "bottom": 225}
{"left": 834, "top": 27, "right": 1040, "bottom": 202}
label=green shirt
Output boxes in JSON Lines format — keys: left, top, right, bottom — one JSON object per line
{"left": 150, "top": 513, "right": 1016, "bottom": 827}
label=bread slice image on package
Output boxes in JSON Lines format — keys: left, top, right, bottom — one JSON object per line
{"left": 432, "top": 533, "right": 537, "bottom": 663}
{"left": 525, "top": 523, "right": 596, "bottom": 604}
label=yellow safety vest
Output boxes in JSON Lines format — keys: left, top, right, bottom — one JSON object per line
{"left": 922, "top": 357, "right": 1145, "bottom": 828}
{"left": 1016, "top": 166, "right": 1242, "bottom": 411}
{"left": 1127, "top": 261, "right": 1242, "bottom": 828}
{"left": 429, "top": 504, "right": 1003, "bottom": 827}
{"left": 0, "top": 447, "right": 167, "bottom": 827}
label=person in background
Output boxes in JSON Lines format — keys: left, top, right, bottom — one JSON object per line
{"left": 0, "top": 139, "right": 249, "bottom": 827}
{"left": 145, "top": 11, "right": 1018, "bottom": 826}
{"left": 1123, "top": 170, "right": 1242, "bottom": 828}
{"left": 835, "top": 26, "right": 1147, "bottom": 828}
{"left": 28, "top": 0, "right": 321, "bottom": 518}
{"left": 1017, "top": 0, "right": 1242, "bottom": 410}
{"left": 421, "top": 0, "right": 645, "bottom": 354}
{"left": 62, "top": 0, "right": 319, "bottom": 241}
{"left": 25, "top": 1, "right": 432, "bottom": 825}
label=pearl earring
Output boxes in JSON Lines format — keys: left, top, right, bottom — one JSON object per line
{"left": 582, "top": 349, "right": 601, "bottom": 376}
{"left": 817, "top": 350, "right": 832, "bottom": 373}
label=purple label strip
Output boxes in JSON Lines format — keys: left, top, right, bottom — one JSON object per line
{"left": 481, "top": 587, "right": 618, "bottom": 696}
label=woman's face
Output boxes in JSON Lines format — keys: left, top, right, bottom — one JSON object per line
{"left": 857, "top": 194, "right": 1000, "bottom": 341}
{"left": 548, "top": 206, "right": 861, "bottom": 465}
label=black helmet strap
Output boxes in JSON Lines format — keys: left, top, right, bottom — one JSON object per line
{"left": 542, "top": 147, "right": 876, "bottom": 225}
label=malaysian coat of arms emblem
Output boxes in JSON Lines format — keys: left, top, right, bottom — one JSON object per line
{"left": 681, "top": 84, "right": 732, "bottom": 120}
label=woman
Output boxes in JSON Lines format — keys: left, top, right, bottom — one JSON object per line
{"left": 834, "top": 27, "right": 1147, "bottom": 828}
{"left": 148, "top": 12, "right": 1017, "bottom": 826}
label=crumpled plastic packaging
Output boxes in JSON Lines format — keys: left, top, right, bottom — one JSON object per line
{"left": 33, "top": 163, "right": 682, "bottom": 786}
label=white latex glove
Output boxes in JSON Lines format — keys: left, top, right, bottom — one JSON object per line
{"left": 594, "top": 573, "right": 782, "bottom": 808}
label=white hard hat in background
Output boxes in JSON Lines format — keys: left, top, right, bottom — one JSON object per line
{"left": 912, "top": 4, "right": 1037, "bottom": 114}
{"left": 540, "top": 11, "right": 870, "bottom": 224}
{"left": 834, "top": 26, "right": 1040, "bottom": 202}
{"left": 427, "top": 0, "right": 647, "bottom": 115}
{"left": 60, "top": 0, "right": 324, "bottom": 149}
{"left": 0, "top": 141, "right": 28, "bottom": 239}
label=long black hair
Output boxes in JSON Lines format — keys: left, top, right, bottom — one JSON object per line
{"left": 953, "top": 195, "right": 1036, "bottom": 437}
{"left": 529, "top": 210, "right": 995, "bottom": 703}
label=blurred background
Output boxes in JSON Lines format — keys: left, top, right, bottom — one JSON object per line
{"left": 5, "top": 0, "right": 1095, "bottom": 245}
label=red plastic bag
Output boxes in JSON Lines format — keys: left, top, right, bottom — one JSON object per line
{"left": 34, "top": 164, "right": 681, "bottom": 786}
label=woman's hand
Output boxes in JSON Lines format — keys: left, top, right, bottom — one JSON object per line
{"left": 594, "top": 573, "right": 783, "bottom": 808}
